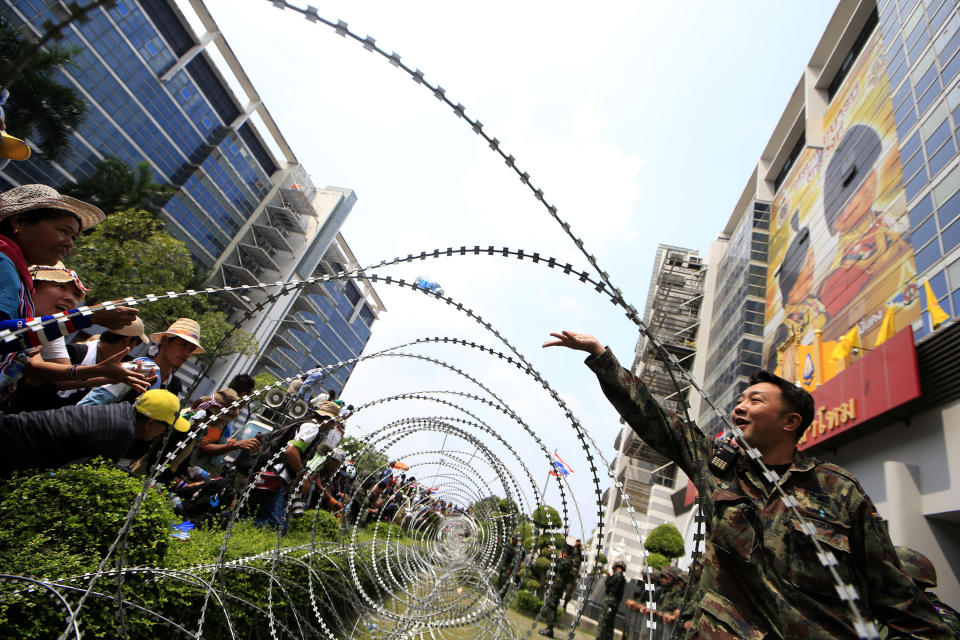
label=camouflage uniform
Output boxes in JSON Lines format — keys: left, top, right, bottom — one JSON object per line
{"left": 659, "top": 573, "right": 687, "bottom": 617}
{"left": 586, "top": 348, "right": 951, "bottom": 639}
{"left": 543, "top": 556, "right": 574, "bottom": 630}
{"left": 889, "top": 547, "right": 960, "bottom": 638}
{"left": 496, "top": 540, "right": 520, "bottom": 590}
{"left": 563, "top": 548, "right": 583, "bottom": 606}
{"left": 597, "top": 570, "right": 626, "bottom": 640}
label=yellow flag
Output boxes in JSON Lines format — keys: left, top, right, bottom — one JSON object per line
{"left": 830, "top": 325, "right": 860, "bottom": 361}
{"left": 924, "top": 279, "right": 951, "bottom": 329}
{"left": 874, "top": 305, "right": 896, "bottom": 348}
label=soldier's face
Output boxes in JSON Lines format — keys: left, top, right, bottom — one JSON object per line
{"left": 732, "top": 382, "right": 792, "bottom": 451}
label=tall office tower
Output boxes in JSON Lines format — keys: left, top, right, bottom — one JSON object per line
{"left": 601, "top": 245, "right": 703, "bottom": 576}
{"left": 693, "top": 0, "right": 960, "bottom": 605}
{"left": 698, "top": 201, "right": 770, "bottom": 437}
{"left": 0, "top": 0, "right": 384, "bottom": 394}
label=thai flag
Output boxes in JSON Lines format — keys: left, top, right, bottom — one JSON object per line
{"left": 550, "top": 450, "right": 573, "bottom": 477}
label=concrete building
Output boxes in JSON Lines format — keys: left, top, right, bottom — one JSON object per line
{"left": 694, "top": 0, "right": 960, "bottom": 607}
{"left": 0, "top": 0, "right": 384, "bottom": 394}
{"left": 601, "top": 245, "right": 703, "bottom": 578}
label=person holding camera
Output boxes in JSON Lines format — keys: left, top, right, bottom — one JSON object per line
{"left": 78, "top": 317, "right": 203, "bottom": 405}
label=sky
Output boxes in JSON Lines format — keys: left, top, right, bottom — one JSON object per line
{"left": 192, "top": 0, "right": 839, "bottom": 538}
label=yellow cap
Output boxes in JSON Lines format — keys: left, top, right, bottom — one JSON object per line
{"left": 133, "top": 389, "right": 180, "bottom": 426}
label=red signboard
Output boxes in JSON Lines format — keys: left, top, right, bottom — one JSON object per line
{"left": 798, "top": 326, "right": 921, "bottom": 449}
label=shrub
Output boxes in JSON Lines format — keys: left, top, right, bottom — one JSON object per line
{"left": 645, "top": 523, "right": 684, "bottom": 559}
{"left": 532, "top": 555, "right": 552, "bottom": 579}
{"left": 647, "top": 552, "right": 670, "bottom": 569}
{"left": 367, "top": 520, "right": 405, "bottom": 540}
{"left": 288, "top": 508, "right": 340, "bottom": 540}
{"left": 515, "top": 589, "right": 543, "bottom": 615}
{"left": 523, "top": 578, "right": 540, "bottom": 593}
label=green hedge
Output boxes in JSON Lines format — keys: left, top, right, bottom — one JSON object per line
{"left": 0, "top": 463, "right": 411, "bottom": 639}
{"left": 515, "top": 589, "right": 543, "bottom": 615}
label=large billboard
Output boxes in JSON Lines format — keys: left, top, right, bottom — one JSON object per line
{"left": 764, "top": 34, "right": 921, "bottom": 381}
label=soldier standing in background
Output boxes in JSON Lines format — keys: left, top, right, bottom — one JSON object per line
{"left": 596, "top": 560, "right": 626, "bottom": 640}
{"left": 539, "top": 546, "right": 574, "bottom": 638}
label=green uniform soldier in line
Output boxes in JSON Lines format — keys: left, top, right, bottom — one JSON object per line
{"left": 563, "top": 539, "right": 584, "bottom": 608}
{"left": 540, "top": 547, "right": 575, "bottom": 638}
{"left": 657, "top": 566, "right": 687, "bottom": 625}
{"left": 888, "top": 547, "right": 960, "bottom": 638}
{"left": 596, "top": 560, "right": 627, "bottom": 640}
{"left": 496, "top": 536, "right": 521, "bottom": 591}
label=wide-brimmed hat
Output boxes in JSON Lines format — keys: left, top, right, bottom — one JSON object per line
{"left": 309, "top": 398, "right": 342, "bottom": 422}
{"left": 112, "top": 317, "right": 149, "bottom": 345}
{"left": 150, "top": 318, "right": 204, "bottom": 353}
{"left": 29, "top": 262, "right": 90, "bottom": 299}
{"left": 0, "top": 184, "right": 105, "bottom": 231}
{"left": 213, "top": 387, "right": 239, "bottom": 406}
{"left": 0, "top": 132, "right": 30, "bottom": 161}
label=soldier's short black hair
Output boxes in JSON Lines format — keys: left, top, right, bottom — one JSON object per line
{"left": 748, "top": 370, "right": 815, "bottom": 440}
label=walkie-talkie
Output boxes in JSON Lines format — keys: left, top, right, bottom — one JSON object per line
{"left": 709, "top": 433, "right": 741, "bottom": 476}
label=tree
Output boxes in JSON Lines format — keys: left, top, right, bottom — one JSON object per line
{"left": 340, "top": 435, "right": 389, "bottom": 484}
{"left": 645, "top": 523, "right": 684, "bottom": 559}
{"left": 0, "top": 20, "right": 86, "bottom": 161}
{"left": 253, "top": 371, "right": 280, "bottom": 391}
{"left": 69, "top": 208, "right": 257, "bottom": 364}
{"left": 531, "top": 505, "right": 561, "bottom": 530}
{"left": 63, "top": 157, "right": 173, "bottom": 214}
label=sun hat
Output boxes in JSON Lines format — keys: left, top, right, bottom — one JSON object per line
{"left": 213, "top": 387, "right": 239, "bottom": 406}
{"left": 308, "top": 398, "right": 342, "bottom": 422}
{"left": 29, "top": 262, "right": 90, "bottom": 299}
{"left": 0, "top": 184, "right": 105, "bottom": 231}
{"left": 111, "top": 316, "right": 150, "bottom": 345}
{"left": 133, "top": 389, "right": 180, "bottom": 426}
{"left": 149, "top": 318, "right": 204, "bottom": 353}
{"left": 0, "top": 131, "right": 30, "bottom": 161}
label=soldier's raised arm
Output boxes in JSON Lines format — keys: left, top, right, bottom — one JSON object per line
{"left": 543, "top": 330, "right": 706, "bottom": 477}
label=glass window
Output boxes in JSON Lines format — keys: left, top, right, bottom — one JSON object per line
{"left": 914, "top": 237, "right": 943, "bottom": 273}
{"left": 910, "top": 193, "right": 935, "bottom": 228}
{"left": 911, "top": 213, "right": 938, "bottom": 248}
{"left": 902, "top": 148, "right": 927, "bottom": 181}
{"left": 941, "top": 216, "right": 960, "bottom": 251}
{"left": 928, "top": 138, "right": 956, "bottom": 176}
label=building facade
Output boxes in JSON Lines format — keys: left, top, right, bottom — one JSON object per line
{"left": 601, "top": 245, "right": 703, "bottom": 578}
{"left": 0, "top": 0, "right": 383, "bottom": 394}
{"left": 695, "top": 0, "right": 960, "bottom": 607}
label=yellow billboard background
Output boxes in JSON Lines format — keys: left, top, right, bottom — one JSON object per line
{"left": 764, "top": 34, "right": 921, "bottom": 383}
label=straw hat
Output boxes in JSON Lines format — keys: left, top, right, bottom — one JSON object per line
{"left": 0, "top": 184, "right": 105, "bottom": 231}
{"left": 149, "top": 318, "right": 205, "bottom": 353}
{"left": 29, "top": 261, "right": 90, "bottom": 299}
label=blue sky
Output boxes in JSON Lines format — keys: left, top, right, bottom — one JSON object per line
{"left": 196, "top": 0, "right": 839, "bottom": 538}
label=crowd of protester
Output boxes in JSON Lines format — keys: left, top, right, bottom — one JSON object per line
{"left": 0, "top": 183, "right": 442, "bottom": 536}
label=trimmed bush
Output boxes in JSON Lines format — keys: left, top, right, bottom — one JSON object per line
{"left": 532, "top": 555, "right": 552, "bottom": 579}
{"left": 523, "top": 578, "right": 540, "bottom": 593}
{"left": 515, "top": 589, "right": 543, "bottom": 615}
{"left": 647, "top": 551, "right": 670, "bottom": 569}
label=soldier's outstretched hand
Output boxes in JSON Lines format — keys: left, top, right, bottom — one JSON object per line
{"left": 543, "top": 331, "right": 604, "bottom": 356}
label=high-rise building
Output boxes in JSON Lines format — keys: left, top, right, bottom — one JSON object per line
{"left": 601, "top": 245, "right": 703, "bottom": 577}
{"left": 0, "top": 0, "right": 384, "bottom": 394}
{"left": 695, "top": 0, "right": 960, "bottom": 607}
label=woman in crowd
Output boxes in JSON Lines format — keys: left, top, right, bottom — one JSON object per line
{"left": 0, "top": 184, "right": 151, "bottom": 400}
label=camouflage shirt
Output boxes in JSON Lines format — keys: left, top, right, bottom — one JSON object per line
{"left": 586, "top": 348, "right": 951, "bottom": 640}
{"left": 660, "top": 577, "right": 688, "bottom": 614}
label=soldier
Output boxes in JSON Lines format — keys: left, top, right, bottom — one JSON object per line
{"left": 596, "top": 560, "right": 627, "bottom": 640}
{"left": 656, "top": 566, "right": 687, "bottom": 639}
{"left": 891, "top": 547, "right": 960, "bottom": 638}
{"left": 563, "top": 539, "right": 584, "bottom": 608}
{"left": 539, "top": 546, "right": 574, "bottom": 638}
{"left": 496, "top": 536, "right": 520, "bottom": 591}
{"left": 544, "top": 331, "right": 951, "bottom": 639}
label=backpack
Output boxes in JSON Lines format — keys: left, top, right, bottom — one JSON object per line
{"left": 247, "top": 417, "right": 317, "bottom": 477}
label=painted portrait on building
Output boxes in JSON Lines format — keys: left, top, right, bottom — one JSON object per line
{"left": 764, "top": 35, "right": 921, "bottom": 382}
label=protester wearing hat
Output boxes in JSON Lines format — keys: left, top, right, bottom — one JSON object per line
{"left": 116, "top": 389, "right": 188, "bottom": 476}
{"left": 0, "top": 184, "right": 147, "bottom": 399}
{"left": 192, "top": 387, "right": 261, "bottom": 475}
{"left": 0, "top": 387, "right": 181, "bottom": 475}
{"left": 78, "top": 317, "right": 203, "bottom": 405}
